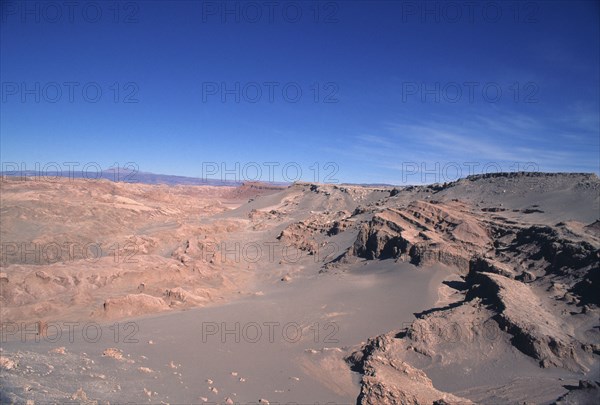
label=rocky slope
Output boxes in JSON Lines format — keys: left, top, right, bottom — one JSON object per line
{"left": 340, "top": 173, "right": 599, "bottom": 404}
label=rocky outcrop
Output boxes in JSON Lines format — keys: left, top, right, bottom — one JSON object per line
{"left": 277, "top": 211, "right": 352, "bottom": 254}
{"left": 349, "top": 201, "right": 491, "bottom": 273}
{"left": 466, "top": 272, "right": 585, "bottom": 371}
{"left": 469, "top": 256, "right": 516, "bottom": 278}
{"left": 348, "top": 335, "right": 473, "bottom": 405}
{"left": 100, "top": 294, "right": 169, "bottom": 318}
{"left": 163, "top": 287, "right": 210, "bottom": 306}
{"left": 226, "top": 182, "right": 287, "bottom": 199}
{"left": 553, "top": 380, "right": 600, "bottom": 404}
{"left": 347, "top": 177, "right": 600, "bottom": 402}
{"left": 511, "top": 225, "right": 598, "bottom": 276}
{"left": 572, "top": 267, "right": 600, "bottom": 306}
{"left": 277, "top": 222, "right": 320, "bottom": 254}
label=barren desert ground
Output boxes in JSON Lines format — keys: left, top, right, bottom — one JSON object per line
{"left": 0, "top": 172, "right": 598, "bottom": 404}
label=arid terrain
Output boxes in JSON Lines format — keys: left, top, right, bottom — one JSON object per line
{"left": 0, "top": 172, "right": 599, "bottom": 404}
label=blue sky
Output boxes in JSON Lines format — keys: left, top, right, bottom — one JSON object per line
{"left": 1, "top": 0, "right": 599, "bottom": 184}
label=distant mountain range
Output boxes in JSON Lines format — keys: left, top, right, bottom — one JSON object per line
{"left": 0, "top": 169, "right": 248, "bottom": 186}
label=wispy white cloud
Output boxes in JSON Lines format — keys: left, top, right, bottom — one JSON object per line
{"left": 333, "top": 108, "right": 600, "bottom": 184}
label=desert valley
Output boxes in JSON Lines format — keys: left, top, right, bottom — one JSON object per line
{"left": 0, "top": 172, "right": 598, "bottom": 404}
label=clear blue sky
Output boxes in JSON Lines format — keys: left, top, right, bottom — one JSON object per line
{"left": 1, "top": 0, "right": 599, "bottom": 184}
